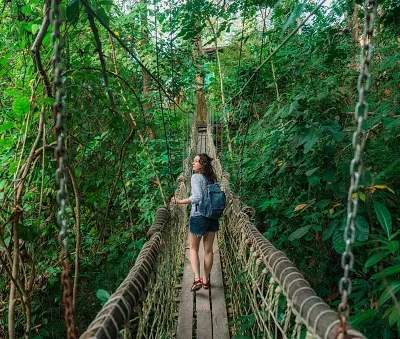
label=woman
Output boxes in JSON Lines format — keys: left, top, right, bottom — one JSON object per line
{"left": 171, "top": 153, "right": 219, "bottom": 292}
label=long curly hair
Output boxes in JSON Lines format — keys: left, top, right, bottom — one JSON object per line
{"left": 198, "top": 153, "right": 217, "bottom": 183}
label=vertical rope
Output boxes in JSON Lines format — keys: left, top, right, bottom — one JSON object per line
{"left": 153, "top": 0, "right": 173, "bottom": 197}
{"left": 237, "top": 7, "right": 268, "bottom": 196}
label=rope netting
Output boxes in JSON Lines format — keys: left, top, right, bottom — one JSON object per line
{"left": 80, "top": 119, "right": 198, "bottom": 338}
{"left": 204, "top": 125, "right": 365, "bottom": 339}
{"left": 81, "top": 117, "right": 367, "bottom": 339}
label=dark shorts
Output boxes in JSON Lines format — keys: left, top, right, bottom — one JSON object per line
{"left": 190, "top": 216, "right": 219, "bottom": 237}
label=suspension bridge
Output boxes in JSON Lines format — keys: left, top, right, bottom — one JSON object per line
{"left": 43, "top": 0, "right": 378, "bottom": 338}
{"left": 77, "top": 123, "right": 366, "bottom": 339}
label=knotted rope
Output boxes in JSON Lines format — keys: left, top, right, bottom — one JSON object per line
{"left": 80, "top": 119, "right": 198, "bottom": 338}
{"left": 205, "top": 125, "right": 365, "bottom": 339}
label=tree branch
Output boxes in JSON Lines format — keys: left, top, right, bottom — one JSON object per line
{"left": 85, "top": 8, "right": 116, "bottom": 112}
{"left": 105, "top": 128, "right": 135, "bottom": 222}
{"left": 63, "top": 67, "right": 144, "bottom": 114}
{"left": 31, "top": 0, "right": 52, "bottom": 97}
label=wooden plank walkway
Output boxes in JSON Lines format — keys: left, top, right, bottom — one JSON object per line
{"left": 177, "top": 234, "right": 229, "bottom": 339}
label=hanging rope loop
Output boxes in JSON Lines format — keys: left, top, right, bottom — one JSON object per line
{"left": 338, "top": 0, "right": 377, "bottom": 334}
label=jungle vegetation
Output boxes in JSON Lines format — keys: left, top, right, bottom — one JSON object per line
{"left": 0, "top": 0, "right": 399, "bottom": 337}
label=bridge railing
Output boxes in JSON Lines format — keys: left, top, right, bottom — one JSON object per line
{"left": 80, "top": 204, "right": 187, "bottom": 338}
{"left": 205, "top": 125, "right": 365, "bottom": 339}
{"left": 80, "top": 117, "right": 199, "bottom": 338}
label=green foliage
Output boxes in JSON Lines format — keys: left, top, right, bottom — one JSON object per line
{"left": 0, "top": 0, "right": 399, "bottom": 337}
{"left": 96, "top": 289, "right": 111, "bottom": 304}
{"left": 374, "top": 201, "right": 393, "bottom": 239}
{"left": 211, "top": 0, "right": 400, "bottom": 337}
{"left": 0, "top": 0, "right": 194, "bottom": 336}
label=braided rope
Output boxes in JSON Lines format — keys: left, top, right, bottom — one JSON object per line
{"left": 81, "top": 196, "right": 189, "bottom": 339}
{"left": 205, "top": 126, "right": 366, "bottom": 339}
{"left": 80, "top": 120, "right": 198, "bottom": 338}
{"left": 81, "top": 119, "right": 367, "bottom": 338}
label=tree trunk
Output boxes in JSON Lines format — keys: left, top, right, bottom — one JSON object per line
{"left": 193, "top": 36, "right": 207, "bottom": 125}
{"left": 351, "top": 3, "right": 360, "bottom": 44}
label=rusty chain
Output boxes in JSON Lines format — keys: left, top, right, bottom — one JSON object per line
{"left": 51, "top": 0, "right": 77, "bottom": 337}
{"left": 338, "top": 0, "right": 377, "bottom": 335}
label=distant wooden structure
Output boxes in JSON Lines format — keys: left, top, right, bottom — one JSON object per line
{"left": 202, "top": 46, "right": 225, "bottom": 56}
{"left": 197, "top": 124, "right": 207, "bottom": 154}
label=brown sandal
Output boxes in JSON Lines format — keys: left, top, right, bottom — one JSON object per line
{"left": 191, "top": 278, "right": 202, "bottom": 292}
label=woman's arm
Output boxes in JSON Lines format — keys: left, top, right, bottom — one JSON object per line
{"left": 171, "top": 175, "right": 203, "bottom": 205}
{"left": 171, "top": 197, "right": 191, "bottom": 204}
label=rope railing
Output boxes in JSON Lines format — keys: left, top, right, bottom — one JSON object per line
{"left": 81, "top": 118, "right": 366, "bottom": 339}
{"left": 205, "top": 125, "right": 365, "bottom": 339}
{"left": 80, "top": 204, "right": 184, "bottom": 338}
{"left": 80, "top": 119, "right": 198, "bottom": 338}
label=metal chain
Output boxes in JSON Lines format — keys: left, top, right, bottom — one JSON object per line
{"left": 51, "top": 0, "right": 77, "bottom": 337}
{"left": 338, "top": 0, "right": 377, "bottom": 334}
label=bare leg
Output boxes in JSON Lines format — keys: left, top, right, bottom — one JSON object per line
{"left": 189, "top": 233, "right": 202, "bottom": 279}
{"left": 203, "top": 232, "right": 216, "bottom": 284}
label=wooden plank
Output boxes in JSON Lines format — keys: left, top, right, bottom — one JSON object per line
{"left": 177, "top": 246, "right": 194, "bottom": 339}
{"left": 210, "top": 236, "right": 230, "bottom": 338}
{"left": 195, "top": 238, "right": 213, "bottom": 338}
{"left": 196, "top": 238, "right": 211, "bottom": 311}
{"left": 196, "top": 287, "right": 210, "bottom": 311}
{"left": 197, "top": 310, "right": 213, "bottom": 339}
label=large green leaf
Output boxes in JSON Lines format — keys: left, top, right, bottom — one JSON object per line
{"left": 321, "top": 120, "right": 344, "bottom": 141}
{"left": 0, "top": 122, "right": 15, "bottom": 133}
{"left": 365, "top": 251, "right": 390, "bottom": 267}
{"left": 373, "top": 201, "right": 392, "bottom": 238}
{"left": 31, "top": 24, "right": 40, "bottom": 35}
{"left": 354, "top": 215, "right": 369, "bottom": 241}
{"left": 66, "top": 0, "right": 80, "bottom": 24}
{"left": 371, "top": 264, "right": 400, "bottom": 280}
{"left": 97, "top": 0, "right": 115, "bottom": 7}
{"left": 332, "top": 228, "right": 345, "bottom": 254}
{"left": 387, "top": 240, "right": 399, "bottom": 253}
{"left": 281, "top": 100, "right": 298, "bottom": 118}
{"left": 96, "top": 6, "right": 109, "bottom": 26}
{"left": 350, "top": 309, "right": 378, "bottom": 326}
{"left": 322, "top": 165, "right": 336, "bottom": 181}
{"left": 305, "top": 167, "right": 319, "bottom": 176}
{"left": 302, "top": 130, "right": 320, "bottom": 154}
{"left": 21, "top": 5, "right": 32, "bottom": 14}
{"left": 278, "top": 104, "right": 290, "bottom": 118}
{"left": 388, "top": 307, "right": 400, "bottom": 328}
{"left": 322, "top": 220, "right": 339, "bottom": 241}
{"left": 288, "top": 225, "right": 312, "bottom": 241}
{"left": 96, "top": 289, "right": 110, "bottom": 302}
{"left": 307, "top": 174, "right": 320, "bottom": 186}
{"left": 378, "top": 281, "right": 400, "bottom": 307}
{"left": 12, "top": 97, "right": 30, "bottom": 116}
